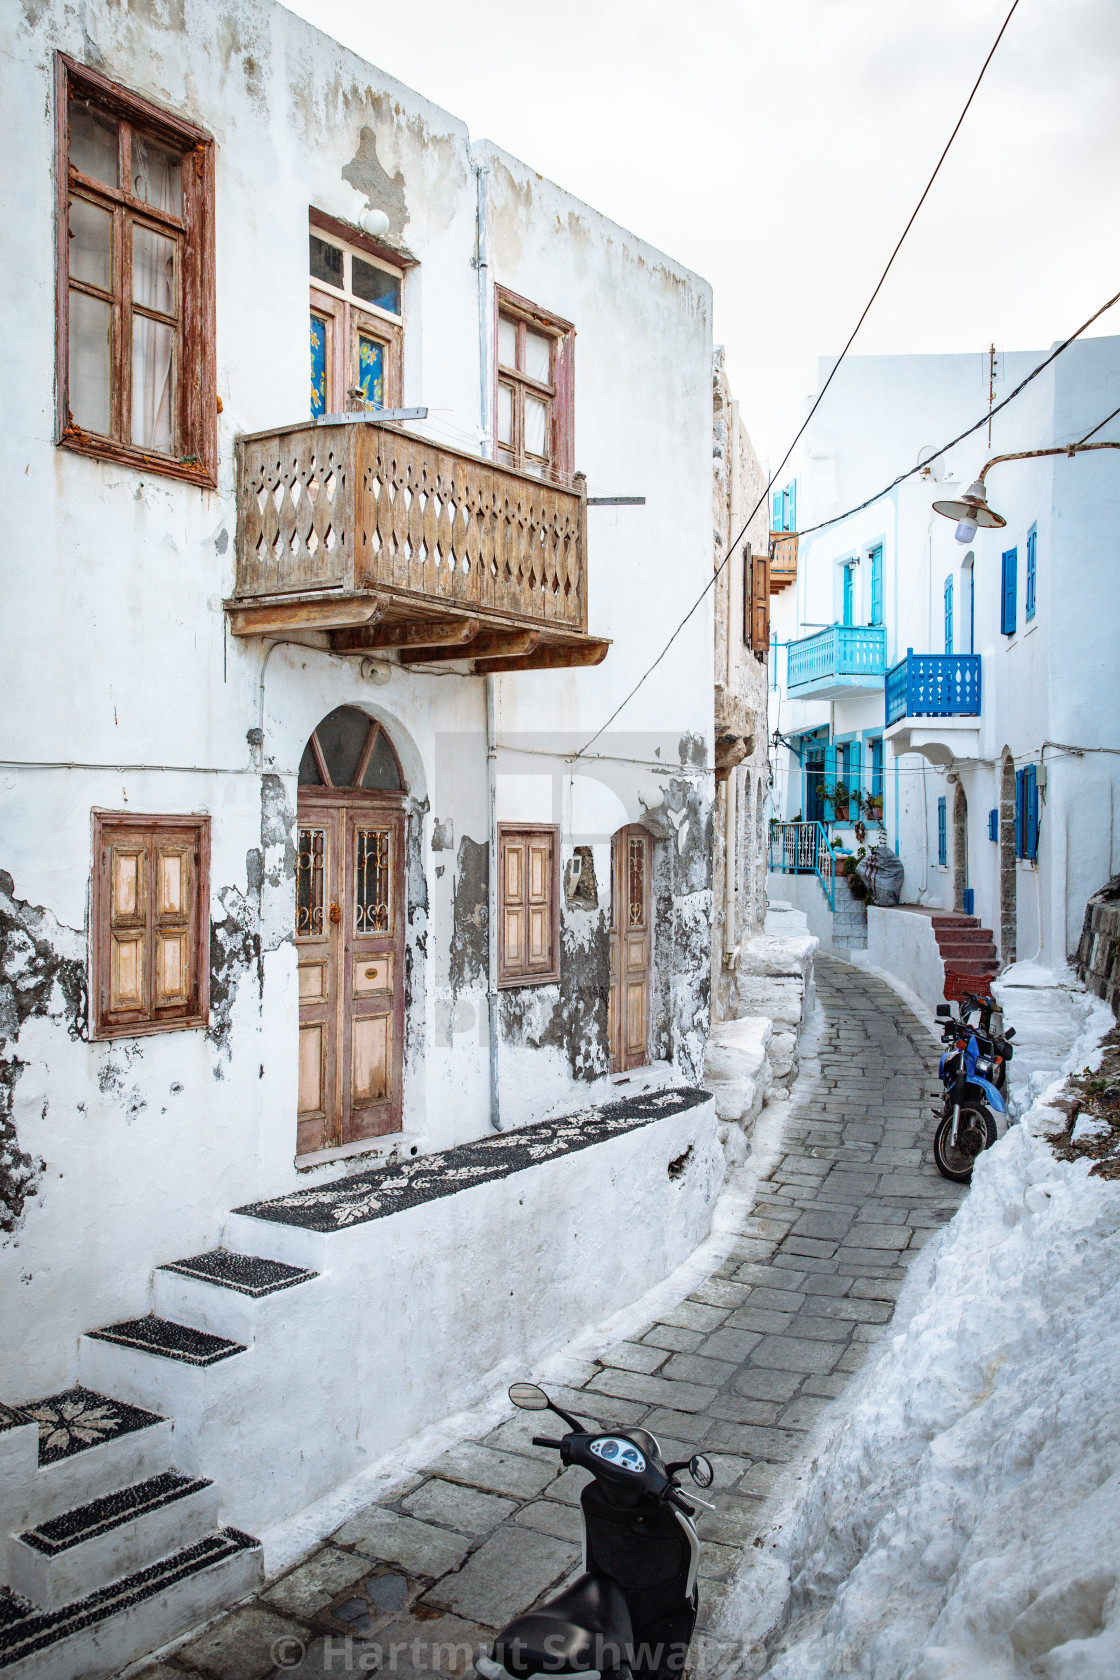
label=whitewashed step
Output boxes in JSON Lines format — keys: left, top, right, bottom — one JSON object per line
{"left": 77, "top": 1323, "right": 250, "bottom": 1461}
{"left": 152, "top": 1251, "right": 318, "bottom": 1342}
{"left": 5, "top": 1470, "right": 218, "bottom": 1610}
{"left": 0, "top": 1526, "right": 261, "bottom": 1680}
{"left": 1, "top": 1390, "right": 173, "bottom": 1534}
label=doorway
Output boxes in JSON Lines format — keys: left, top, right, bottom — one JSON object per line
{"left": 953, "top": 783, "right": 968, "bottom": 913}
{"left": 295, "top": 707, "right": 406, "bottom": 1156}
{"left": 609, "top": 826, "right": 651, "bottom": 1073}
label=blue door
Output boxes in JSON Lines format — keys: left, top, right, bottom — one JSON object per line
{"left": 842, "top": 563, "right": 854, "bottom": 627}
{"left": 805, "top": 748, "right": 826, "bottom": 827}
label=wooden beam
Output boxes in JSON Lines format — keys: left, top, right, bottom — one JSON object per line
{"left": 225, "top": 597, "right": 381, "bottom": 637}
{"left": 398, "top": 630, "right": 538, "bottom": 667}
{"left": 474, "top": 638, "right": 610, "bottom": 675}
{"left": 331, "top": 617, "right": 481, "bottom": 654}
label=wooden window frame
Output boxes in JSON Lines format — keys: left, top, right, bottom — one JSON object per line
{"left": 497, "top": 823, "right": 561, "bottom": 989}
{"left": 55, "top": 55, "right": 217, "bottom": 487}
{"left": 744, "top": 542, "right": 770, "bottom": 657}
{"left": 90, "top": 811, "right": 210, "bottom": 1039}
{"left": 494, "top": 286, "right": 575, "bottom": 486}
{"left": 308, "top": 212, "right": 404, "bottom": 418}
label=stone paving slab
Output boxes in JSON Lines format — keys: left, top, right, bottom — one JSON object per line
{"left": 130, "top": 958, "right": 964, "bottom": 1680}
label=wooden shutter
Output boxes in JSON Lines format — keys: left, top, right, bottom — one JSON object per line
{"left": 747, "top": 544, "right": 770, "bottom": 655}
{"left": 93, "top": 814, "right": 209, "bottom": 1038}
{"left": 498, "top": 825, "right": 559, "bottom": 986}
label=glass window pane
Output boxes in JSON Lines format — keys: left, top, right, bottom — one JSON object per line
{"left": 298, "top": 739, "right": 323, "bottom": 785}
{"left": 361, "top": 730, "right": 402, "bottom": 792}
{"left": 310, "top": 313, "right": 328, "bottom": 418}
{"left": 498, "top": 315, "right": 517, "bottom": 369}
{"left": 69, "top": 197, "right": 112, "bottom": 291}
{"left": 69, "top": 96, "right": 118, "bottom": 187}
{"left": 68, "top": 290, "right": 112, "bottom": 434}
{"left": 497, "top": 381, "right": 514, "bottom": 446}
{"left": 310, "top": 234, "right": 343, "bottom": 288}
{"left": 524, "top": 393, "right": 549, "bottom": 459}
{"left": 315, "top": 707, "right": 370, "bottom": 788}
{"left": 352, "top": 256, "right": 400, "bottom": 314}
{"left": 355, "top": 829, "right": 391, "bottom": 935}
{"left": 357, "top": 333, "right": 385, "bottom": 410}
{"left": 133, "top": 225, "right": 176, "bottom": 315}
{"left": 296, "top": 828, "right": 326, "bottom": 937}
{"left": 131, "top": 133, "right": 183, "bottom": 217}
{"left": 132, "top": 315, "right": 175, "bottom": 451}
{"left": 524, "top": 329, "right": 552, "bottom": 384}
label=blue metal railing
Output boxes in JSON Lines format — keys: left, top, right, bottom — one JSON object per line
{"left": 885, "top": 649, "right": 982, "bottom": 726}
{"left": 768, "top": 820, "right": 835, "bottom": 910}
{"left": 787, "top": 625, "right": 887, "bottom": 693}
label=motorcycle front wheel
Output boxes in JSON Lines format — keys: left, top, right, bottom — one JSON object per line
{"left": 934, "top": 1103, "right": 996, "bottom": 1182}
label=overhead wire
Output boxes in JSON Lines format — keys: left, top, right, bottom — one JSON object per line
{"left": 572, "top": 0, "right": 1024, "bottom": 760}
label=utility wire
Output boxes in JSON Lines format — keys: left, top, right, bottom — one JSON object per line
{"left": 798, "top": 287, "right": 1120, "bottom": 537}
{"left": 573, "top": 0, "right": 1023, "bottom": 759}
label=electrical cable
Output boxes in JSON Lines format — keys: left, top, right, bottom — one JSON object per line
{"left": 797, "top": 292, "right": 1120, "bottom": 538}
{"left": 573, "top": 0, "right": 1023, "bottom": 759}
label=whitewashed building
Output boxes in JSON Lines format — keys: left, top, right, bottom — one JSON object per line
{"left": 768, "top": 337, "right": 1120, "bottom": 1007}
{"left": 0, "top": 1, "right": 731, "bottom": 1670}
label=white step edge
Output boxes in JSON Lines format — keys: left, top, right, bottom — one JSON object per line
{"left": 151, "top": 1265, "right": 320, "bottom": 1344}
{"left": 1, "top": 1415, "right": 175, "bottom": 1536}
{"left": 5, "top": 1474, "right": 219, "bottom": 1611}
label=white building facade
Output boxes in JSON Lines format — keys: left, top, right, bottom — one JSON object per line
{"left": 0, "top": 1, "right": 730, "bottom": 1669}
{"left": 768, "top": 338, "right": 1120, "bottom": 996}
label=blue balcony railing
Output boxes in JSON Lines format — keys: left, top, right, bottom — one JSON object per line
{"left": 768, "top": 820, "right": 835, "bottom": 910}
{"left": 787, "top": 625, "right": 886, "bottom": 696}
{"left": 885, "top": 650, "right": 982, "bottom": 727}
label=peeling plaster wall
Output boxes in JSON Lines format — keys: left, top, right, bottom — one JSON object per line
{"left": 1, "top": 0, "right": 716, "bottom": 1399}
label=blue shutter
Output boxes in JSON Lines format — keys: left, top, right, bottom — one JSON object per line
{"left": 937, "top": 797, "right": 947, "bottom": 866}
{"left": 870, "top": 547, "right": 883, "bottom": 625}
{"left": 849, "top": 739, "right": 861, "bottom": 802}
{"left": 1014, "top": 769, "right": 1025, "bottom": 858}
{"left": 772, "top": 491, "right": 782, "bottom": 530}
{"left": 944, "top": 576, "right": 953, "bottom": 655}
{"left": 789, "top": 479, "right": 797, "bottom": 533}
{"left": 871, "top": 738, "right": 883, "bottom": 797}
{"left": 1026, "top": 763, "right": 1039, "bottom": 860}
{"left": 1025, "top": 525, "right": 1037, "bottom": 621}
{"left": 843, "top": 563, "right": 854, "bottom": 626}
{"left": 962, "top": 887, "right": 975, "bottom": 917}
{"left": 988, "top": 808, "right": 999, "bottom": 843}
{"left": 1001, "top": 548, "right": 1018, "bottom": 635}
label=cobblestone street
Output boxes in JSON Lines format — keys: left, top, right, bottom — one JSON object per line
{"left": 132, "top": 958, "right": 965, "bottom": 1680}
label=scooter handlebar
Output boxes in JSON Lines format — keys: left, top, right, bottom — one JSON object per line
{"left": 532, "top": 1435, "right": 564, "bottom": 1449}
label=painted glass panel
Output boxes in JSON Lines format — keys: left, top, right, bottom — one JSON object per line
{"left": 352, "top": 256, "right": 400, "bottom": 315}
{"left": 355, "top": 828, "right": 391, "bottom": 935}
{"left": 296, "top": 828, "right": 326, "bottom": 937}
{"left": 310, "top": 313, "right": 328, "bottom": 418}
{"left": 357, "top": 332, "right": 385, "bottom": 410}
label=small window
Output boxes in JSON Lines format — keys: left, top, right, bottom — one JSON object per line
{"left": 1015, "top": 765, "right": 1039, "bottom": 861}
{"left": 57, "top": 57, "right": 216, "bottom": 485}
{"left": 869, "top": 546, "right": 883, "bottom": 626}
{"left": 988, "top": 807, "right": 999, "bottom": 843}
{"left": 937, "top": 797, "right": 947, "bottom": 867}
{"left": 494, "top": 288, "right": 574, "bottom": 484}
{"left": 1025, "top": 524, "right": 1037, "bottom": 621}
{"left": 1001, "top": 548, "right": 1018, "bottom": 636}
{"left": 297, "top": 707, "right": 403, "bottom": 792}
{"left": 498, "top": 825, "right": 559, "bottom": 987}
{"left": 308, "top": 218, "right": 403, "bottom": 419}
{"left": 772, "top": 481, "right": 797, "bottom": 534}
{"left": 91, "top": 813, "right": 210, "bottom": 1038}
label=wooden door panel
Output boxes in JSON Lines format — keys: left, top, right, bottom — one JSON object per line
{"left": 110, "top": 930, "right": 146, "bottom": 1012}
{"left": 352, "top": 1015, "right": 390, "bottom": 1104}
{"left": 342, "top": 808, "right": 404, "bottom": 1145}
{"left": 609, "top": 827, "right": 651, "bottom": 1073}
{"left": 298, "top": 1023, "right": 325, "bottom": 1114}
{"left": 298, "top": 961, "right": 327, "bottom": 1001}
{"left": 353, "top": 954, "right": 392, "bottom": 994}
{"left": 295, "top": 810, "right": 338, "bottom": 1155}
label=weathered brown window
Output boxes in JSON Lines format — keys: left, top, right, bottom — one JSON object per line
{"left": 56, "top": 56, "right": 216, "bottom": 485}
{"left": 744, "top": 543, "right": 770, "bottom": 658}
{"left": 494, "top": 288, "right": 575, "bottom": 485}
{"left": 497, "top": 825, "right": 560, "bottom": 987}
{"left": 308, "top": 212, "right": 404, "bottom": 419}
{"left": 90, "top": 813, "right": 210, "bottom": 1038}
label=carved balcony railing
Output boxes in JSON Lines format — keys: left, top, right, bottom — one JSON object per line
{"left": 885, "top": 651, "right": 982, "bottom": 726}
{"left": 229, "top": 419, "right": 609, "bottom": 672}
{"left": 786, "top": 624, "right": 886, "bottom": 700}
{"left": 769, "top": 531, "right": 798, "bottom": 593}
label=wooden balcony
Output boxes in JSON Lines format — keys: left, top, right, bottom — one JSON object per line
{"left": 228, "top": 419, "right": 609, "bottom": 672}
{"left": 769, "top": 531, "right": 798, "bottom": 593}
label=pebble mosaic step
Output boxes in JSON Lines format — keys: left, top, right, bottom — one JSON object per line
{"left": 157, "top": 1251, "right": 317, "bottom": 1297}
{"left": 85, "top": 1318, "right": 245, "bottom": 1367}
{"left": 14, "top": 1389, "right": 165, "bottom": 1468}
{"left": 17, "top": 1472, "right": 210, "bottom": 1559}
{"left": 235, "top": 1085, "right": 709, "bottom": 1233}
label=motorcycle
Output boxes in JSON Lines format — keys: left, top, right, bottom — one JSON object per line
{"left": 476, "top": 1383, "right": 714, "bottom": 1680}
{"left": 933, "top": 999, "right": 1016, "bottom": 1182}
{"left": 951, "top": 991, "right": 1016, "bottom": 1091}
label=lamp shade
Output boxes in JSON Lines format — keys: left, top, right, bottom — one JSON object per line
{"left": 932, "top": 479, "right": 1007, "bottom": 533}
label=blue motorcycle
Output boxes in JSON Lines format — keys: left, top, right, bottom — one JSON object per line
{"left": 933, "top": 1000, "right": 1015, "bottom": 1182}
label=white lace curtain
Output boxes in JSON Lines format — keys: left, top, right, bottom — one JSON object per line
{"left": 131, "top": 136, "right": 178, "bottom": 452}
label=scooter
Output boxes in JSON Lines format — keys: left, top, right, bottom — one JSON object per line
{"left": 933, "top": 1001, "right": 1015, "bottom": 1182}
{"left": 476, "top": 1383, "right": 714, "bottom": 1680}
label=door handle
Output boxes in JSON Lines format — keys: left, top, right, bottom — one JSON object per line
{"left": 329, "top": 903, "right": 342, "bottom": 924}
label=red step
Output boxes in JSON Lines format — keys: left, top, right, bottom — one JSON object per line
{"left": 937, "top": 939, "right": 997, "bottom": 961}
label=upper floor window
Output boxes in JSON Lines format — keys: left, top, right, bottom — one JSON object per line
{"left": 1001, "top": 547, "right": 1018, "bottom": 636}
{"left": 869, "top": 545, "right": 884, "bottom": 626}
{"left": 943, "top": 574, "right": 954, "bottom": 655}
{"left": 842, "top": 560, "right": 855, "bottom": 627}
{"left": 494, "top": 288, "right": 575, "bottom": 484}
{"left": 309, "top": 216, "right": 404, "bottom": 418}
{"left": 772, "top": 480, "right": 797, "bottom": 533}
{"left": 1025, "top": 524, "right": 1037, "bottom": 621}
{"left": 56, "top": 56, "right": 216, "bottom": 486}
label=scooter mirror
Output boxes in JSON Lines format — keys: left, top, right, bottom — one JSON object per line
{"left": 508, "top": 1383, "right": 550, "bottom": 1411}
{"left": 936, "top": 1004, "right": 951, "bottom": 1018}
{"left": 689, "top": 1454, "right": 714, "bottom": 1489}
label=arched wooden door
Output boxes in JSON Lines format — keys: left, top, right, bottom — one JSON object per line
{"left": 295, "top": 707, "right": 406, "bottom": 1156}
{"left": 609, "top": 825, "right": 651, "bottom": 1073}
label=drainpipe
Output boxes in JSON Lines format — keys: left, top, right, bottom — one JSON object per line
{"left": 724, "top": 401, "right": 741, "bottom": 964}
{"left": 486, "top": 675, "right": 502, "bottom": 1130}
{"left": 475, "top": 157, "right": 491, "bottom": 452}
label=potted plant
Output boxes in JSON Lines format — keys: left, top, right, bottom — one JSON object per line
{"left": 819, "top": 780, "right": 850, "bottom": 822}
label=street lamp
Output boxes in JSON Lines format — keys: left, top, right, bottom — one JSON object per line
{"left": 933, "top": 436, "right": 1120, "bottom": 542}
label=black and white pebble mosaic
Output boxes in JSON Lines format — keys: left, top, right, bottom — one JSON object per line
{"left": 16, "top": 1388, "right": 165, "bottom": 1466}
{"left": 159, "top": 1250, "right": 317, "bottom": 1297}
{"left": 20, "top": 1471, "right": 210, "bottom": 1556}
{"left": 86, "top": 1317, "right": 245, "bottom": 1366}
{"left": 236, "top": 1084, "right": 709, "bottom": 1233}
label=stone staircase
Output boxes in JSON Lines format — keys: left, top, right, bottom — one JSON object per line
{"left": 831, "top": 874, "right": 868, "bottom": 953}
{"left": 0, "top": 1250, "right": 320, "bottom": 1678}
{"left": 931, "top": 911, "right": 1000, "bottom": 1002}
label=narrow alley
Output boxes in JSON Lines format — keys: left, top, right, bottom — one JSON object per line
{"left": 134, "top": 960, "right": 963, "bottom": 1680}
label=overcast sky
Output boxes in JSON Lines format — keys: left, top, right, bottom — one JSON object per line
{"left": 285, "top": 0, "right": 1120, "bottom": 468}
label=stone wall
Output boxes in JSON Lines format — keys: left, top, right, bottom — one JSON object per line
{"left": 1075, "top": 877, "right": 1120, "bottom": 1017}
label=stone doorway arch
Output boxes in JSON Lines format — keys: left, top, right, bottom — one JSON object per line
{"left": 999, "top": 749, "right": 1017, "bottom": 963}
{"left": 952, "top": 782, "right": 968, "bottom": 912}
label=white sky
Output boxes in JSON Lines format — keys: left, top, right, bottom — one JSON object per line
{"left": 285, "top": 0, "right": 1120, "bottom": 467}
